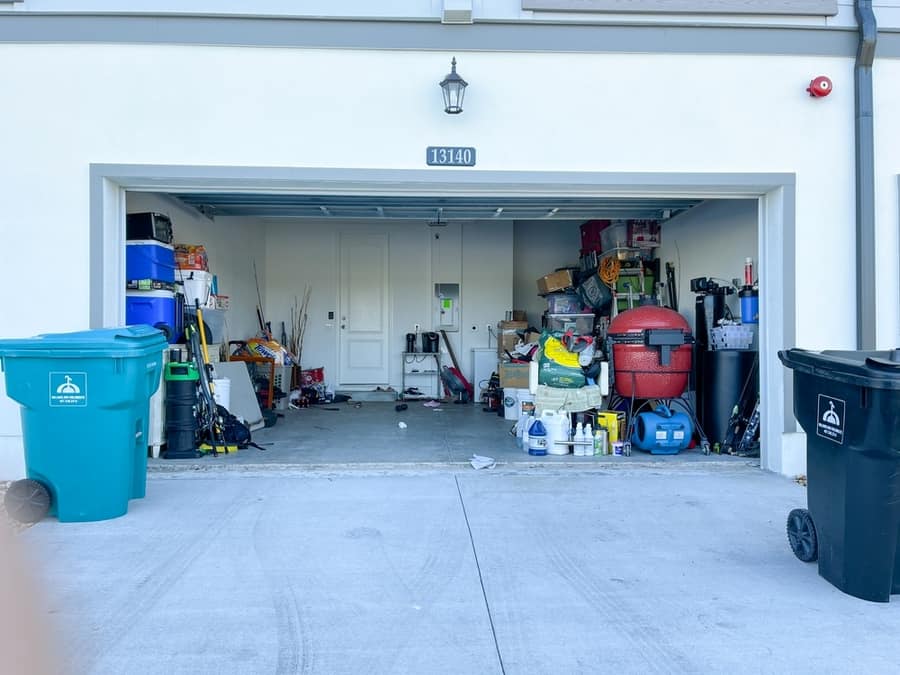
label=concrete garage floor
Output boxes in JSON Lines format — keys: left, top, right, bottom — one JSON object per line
{"left": 148, "top": 401, "right": 747, "bottom": 469}
{"left": 17, "top": 460, "right": 900, "bottom": 673}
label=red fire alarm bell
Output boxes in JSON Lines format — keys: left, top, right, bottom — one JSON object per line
{"left": 807, "top": 76, "right": 832, "bottom": 98}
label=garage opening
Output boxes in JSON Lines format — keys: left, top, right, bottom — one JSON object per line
{"left": 92, "top": 166, "right": 795, "bottom": 473}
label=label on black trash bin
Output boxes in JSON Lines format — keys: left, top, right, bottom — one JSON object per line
{"left": 49, "top": 372, "right": 87, "bottom": 407}
{"left": 816, "top": 394, "right": 845, "bottom": 445}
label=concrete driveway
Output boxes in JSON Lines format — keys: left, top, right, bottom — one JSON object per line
{"left": 15, "top": 463, "right": 900, "bottom": 674}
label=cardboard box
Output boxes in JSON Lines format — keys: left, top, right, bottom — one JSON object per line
{"left": 499, "top": 362, "right": 530, "bottom": 389}
{"left": 537, "top": 269, "right": 574, "bottom": 295}
{"left": 511, "top": 310, "right": 527, "bottom": 322}
{"left": 497, "top": 320, "right": 528, "bottom": 357}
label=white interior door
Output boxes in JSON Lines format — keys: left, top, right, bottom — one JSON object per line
{"left": 339, "top": 232, "right": 389, "bottom": 386}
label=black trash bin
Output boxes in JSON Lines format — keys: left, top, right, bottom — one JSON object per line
{"left": 779, "top": 347, "right": 900, "bottom": 602}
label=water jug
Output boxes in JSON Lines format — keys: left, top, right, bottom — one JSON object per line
{"left": 528, "top": 420, "right": 547, "bottom": 455}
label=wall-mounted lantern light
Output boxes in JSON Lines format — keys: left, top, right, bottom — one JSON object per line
{"left": 439, "top": 57, "right": 467, "bottom": 114}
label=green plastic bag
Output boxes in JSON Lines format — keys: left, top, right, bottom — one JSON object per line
{"left": 538, "top": 331, "right": 585, "bottom": 388}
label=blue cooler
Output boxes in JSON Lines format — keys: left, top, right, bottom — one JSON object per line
{"left": 126, "top": 241, "right": 176, "bottom": 284}
{"left": 126, "top": 290, "right": 182, "bottom": 343}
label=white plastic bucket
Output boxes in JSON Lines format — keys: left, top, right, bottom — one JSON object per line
{"left": 503, "top": 390, "right": 519, "bottom": 420}
{"left": 541, "top": 410, "right": 570, "bottom": 455}
{"left": 179, "top": 269, "right": 212, "bottom": 307}
{"left": 212, "top": 377, "right": 231, "bottom": 412}
{"left": 517, "top": 389, "right": 535, "bottom": 417}
{"left": 518, "top": 415, "right": 536, "bottom": 451}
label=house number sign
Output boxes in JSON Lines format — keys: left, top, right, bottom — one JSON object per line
{"left": 426, "top": 146, "right": 476, "bottom": 167}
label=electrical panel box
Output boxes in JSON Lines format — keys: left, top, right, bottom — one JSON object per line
{"left": 434, "top": 283, "right": 460, "bottom": 332}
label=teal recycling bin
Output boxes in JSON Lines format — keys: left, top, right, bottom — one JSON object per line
{"left": 0, "top": 325, "right": 167, "bottom": 522}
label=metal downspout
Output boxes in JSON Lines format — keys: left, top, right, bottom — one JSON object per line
{"left": 855, "top": 0, "right": 877, "bottom": 349}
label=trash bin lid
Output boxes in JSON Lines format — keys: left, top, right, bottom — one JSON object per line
{"left": 778, "top": 348, "right": 900, "bottom": 390}
{"left": 0, "top": 325, "right": 168, "bottom": 358}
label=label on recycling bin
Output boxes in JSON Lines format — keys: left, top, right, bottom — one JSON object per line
{"left": 49, "top": 372, "right": 87, "bottom": 407}
{"left": 816, "top": 394, "right": 845, "bottom": 445}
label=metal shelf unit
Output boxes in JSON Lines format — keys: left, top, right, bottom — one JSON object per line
{"left": 400, "top": 352, "right": 441, "bottom": 399}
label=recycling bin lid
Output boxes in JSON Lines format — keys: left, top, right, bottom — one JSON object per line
{"left": 778, "top": 348, "right": 900, "bottom": 390}
{"left": 0, "top": 324, "right": 168, "bottom": 358}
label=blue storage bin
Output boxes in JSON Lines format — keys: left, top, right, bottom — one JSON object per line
{"left": 126, "top": 290, "right": 182, "bottom": 343}
{"left": 126, "top": 241, "right": 176, "bottom": 283}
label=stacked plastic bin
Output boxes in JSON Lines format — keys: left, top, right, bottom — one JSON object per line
{"left": 125, "top": 212, "right": 181, "bottom": 343}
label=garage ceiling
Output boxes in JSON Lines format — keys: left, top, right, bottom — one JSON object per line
{"left": 169, "top": 192, "right": 703, "bottom": 222}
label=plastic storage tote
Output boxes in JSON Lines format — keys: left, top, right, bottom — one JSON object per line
{"left": 0, "top": 325, "right": 167, "bottom": 522}
{"left": 779, "top": 347, "right": 900, "bottom": 602}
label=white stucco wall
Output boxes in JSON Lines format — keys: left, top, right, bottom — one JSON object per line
{"left": 873, "top": 60, "right": 900, "bottom": 350}
{"left": 0, "top": 43, "right": 882, "bottom": 477}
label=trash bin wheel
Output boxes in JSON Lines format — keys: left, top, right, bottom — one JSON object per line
{"left": 4, "top": 479, "right": 51, "bottom": 524}
{"left": 787, "top": 508, "right": 818, "bottom": 563}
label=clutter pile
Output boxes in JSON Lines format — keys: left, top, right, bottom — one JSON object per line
{"left": 505, "top": 219, "right": 759, "bottom": 459}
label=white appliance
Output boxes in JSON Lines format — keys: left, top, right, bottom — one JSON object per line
{"left": 471, "top": 347, "right": 497, "bottom": 402}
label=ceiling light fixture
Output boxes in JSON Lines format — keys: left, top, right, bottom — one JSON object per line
{"left": 440, "top": 57, "right": 468, "bottom": 115}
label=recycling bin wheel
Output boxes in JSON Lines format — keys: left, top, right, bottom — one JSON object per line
{"left": 787, "top": 508, "right": 818, "bottom": 563}
{"left": 4, "top": 479, "right": 51, "bottom": 524}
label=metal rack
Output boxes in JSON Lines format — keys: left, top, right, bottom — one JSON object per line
{"left": 400, "top": 352, "right": 441, "bottom": 399}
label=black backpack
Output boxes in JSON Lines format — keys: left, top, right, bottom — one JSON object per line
{"left": 215, "top": 404, "right": 260, "bottom": 450}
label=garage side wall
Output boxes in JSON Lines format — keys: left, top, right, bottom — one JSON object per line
{"left": 656, "top": 199, "right": 760, "bottom": 330}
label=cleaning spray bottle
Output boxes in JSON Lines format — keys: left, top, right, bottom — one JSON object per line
{"left": 574, "top": 422, "right": 584, "bottom": 456}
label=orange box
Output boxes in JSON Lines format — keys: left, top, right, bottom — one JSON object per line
{"left": 175, "top": 244, "right": 209, "bottom": 271}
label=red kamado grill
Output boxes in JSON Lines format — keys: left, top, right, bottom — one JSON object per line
{"left": 608, "top": 306, "right": 693, "bottom": 398}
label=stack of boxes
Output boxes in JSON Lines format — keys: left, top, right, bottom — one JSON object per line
{"left": 537, "top": 268, "right": 595, "bottom": 336}
{"left": 174, "top": 244, "right": 229, "bottom": 349}
{"left": 497, "top": 316, "right": 529, "bottom": 390}
{"left": 125, "top": 212, "right": 181, "bottom": 343}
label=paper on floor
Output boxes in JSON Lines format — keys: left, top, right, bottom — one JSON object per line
{"left": 470, "top": 454, "right": 495, "bottom": 470}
